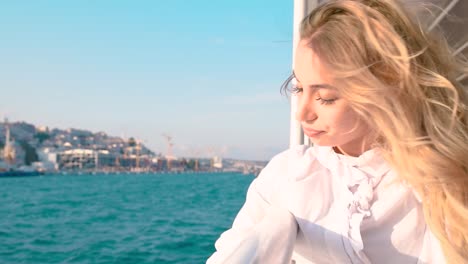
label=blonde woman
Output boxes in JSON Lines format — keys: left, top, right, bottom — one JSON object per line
{"left": 208, "top": 0, "right": 468, "bottom": 263}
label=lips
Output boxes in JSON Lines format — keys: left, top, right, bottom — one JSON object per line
{"left": 302, "top": 127, "right": 325, "bottom": 137}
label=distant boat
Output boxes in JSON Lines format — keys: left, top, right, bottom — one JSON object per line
{"left": 0, "top": 169, "right": 44, "bottom": 177}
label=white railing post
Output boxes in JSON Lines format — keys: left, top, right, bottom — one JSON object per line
{"left": 290, "top": 0, "right": 319, "bottom": 147}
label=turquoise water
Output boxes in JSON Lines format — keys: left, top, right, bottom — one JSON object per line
{"left": 0, "top": 172, "right": 254, "bottom": 263}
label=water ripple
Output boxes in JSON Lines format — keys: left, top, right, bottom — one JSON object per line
{"left": 0, "top": 173, "right": 253, "bottom": 263}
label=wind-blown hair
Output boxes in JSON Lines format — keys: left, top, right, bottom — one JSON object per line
{"left": 283, "top": 0, "right": 468, "bottom": 262}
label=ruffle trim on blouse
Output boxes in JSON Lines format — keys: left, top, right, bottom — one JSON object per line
{"left": 312, "top": 145, "right": 392, "bottom": 263}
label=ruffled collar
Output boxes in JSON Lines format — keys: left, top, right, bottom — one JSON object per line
{"left": 334, "top": 147, "right": 382, "bottom": 167}
{"left": 312, "top": 145, "right": 391, "bottom": 188}
{"left": 311, "top": 145, "right": 393, "bottom": 262}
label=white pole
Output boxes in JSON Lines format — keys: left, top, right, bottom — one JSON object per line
{"left": 428, "top": 0, "right": 459, "bottom": 32}
{"left": 290, "top": 0, "right": 318, "bottom": 147}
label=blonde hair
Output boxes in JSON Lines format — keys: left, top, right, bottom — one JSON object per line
{"left": 286, "top": 0, "right": 468, "bottom": 262}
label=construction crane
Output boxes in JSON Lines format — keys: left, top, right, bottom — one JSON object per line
{"left": 161, "top": 134, "right": 174, "bottom": 170}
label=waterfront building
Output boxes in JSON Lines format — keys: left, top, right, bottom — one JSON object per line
{"left": 57, "top": 149, "right": 97, "bottom": 170}
{"left": 211, "top": 156, "right": 223, "bottom": 170}
{"left": 3, "top": 118, "right": 16, "bottom": 166}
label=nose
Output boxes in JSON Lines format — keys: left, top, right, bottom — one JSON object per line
{"left": 295, "top": 93, "right": 317, "bottom": 122}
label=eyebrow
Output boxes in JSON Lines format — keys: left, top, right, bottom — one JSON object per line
{"left": 292, "top": 71, "right": 336, "bottom": 89}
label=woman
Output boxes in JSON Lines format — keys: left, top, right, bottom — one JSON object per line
{"left": 208, "top": 0, "right": 468, "bottom": 263}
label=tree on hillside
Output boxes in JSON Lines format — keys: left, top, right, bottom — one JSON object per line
{"left": 34, "top": 132, "right": 50, "bottom": 144}
{"left": 128, "top": 137, "right": 136, "bottom": 147}
{"left": 19, "top": 141, "right": 39, "bottom": 165}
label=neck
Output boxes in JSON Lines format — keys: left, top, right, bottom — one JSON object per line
{"left": 334, "top": 136, "right": 375, "bottom": 157}
{"left": 333, "top": 146, "right": 352, "bottom": 156}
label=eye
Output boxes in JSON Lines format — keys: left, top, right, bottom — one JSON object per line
{"left": 316, "top": 97, "right": 336, "bottom": 105}
{"left": 289, "top": 77, "right": 303, "bottom": 94}
{"left": 291, "top": 86, "right": 303, "bottom": 94}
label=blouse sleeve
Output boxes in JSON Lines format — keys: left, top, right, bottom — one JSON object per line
{"left": 206, "top": 149, "right": 298, "bottom": 264}
{"left": 417, "top": 227, "right": 447, "bottom": 264}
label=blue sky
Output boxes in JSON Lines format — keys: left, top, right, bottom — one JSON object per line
{"left": 0, "top": 0, "right": 293, "bottom": 161}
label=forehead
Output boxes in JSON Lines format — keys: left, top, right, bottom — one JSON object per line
{"left": 293, "top": 40, "right": 331, "bottom": 85}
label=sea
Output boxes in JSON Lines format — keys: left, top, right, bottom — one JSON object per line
{"left": 0, "top": 172, "right": 254, "bottom": 264}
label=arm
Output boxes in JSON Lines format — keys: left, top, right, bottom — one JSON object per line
{"left": 207, "top": 151, "right": 298, "bottom": 264}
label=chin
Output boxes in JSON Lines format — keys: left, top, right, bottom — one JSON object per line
{"left": 307, "top": 137, "right": 335, "bottom": 147}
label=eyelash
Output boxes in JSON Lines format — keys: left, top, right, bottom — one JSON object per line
{"left": 291, "top": 86, "right": 336, "bottom": 105}
{"left": 291, "top": 86, "right": 303, "bottom": 94}
{"left": 316, "top": 97, "right": 336, "bottom": 105}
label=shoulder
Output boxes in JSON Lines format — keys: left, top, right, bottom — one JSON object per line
{"left": 259, "top": 144, "right": 334, "bottom": 179}
{"left": 260, "top": 145, "right": 315, "bottom": 177}
{"left": 268, "top": 144, "right": 312, "bottom": 166}
{"left": 250, "top": 144, "right": 337, "bottom": 209}
{"left": 252, "top": 145, "right": 325, "bottom": 194}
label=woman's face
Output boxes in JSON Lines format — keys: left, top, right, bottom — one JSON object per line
{"left": 293, "top": 40, "right": 372, "bottom": 156}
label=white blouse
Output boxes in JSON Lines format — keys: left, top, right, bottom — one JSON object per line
{"left": 207, "top": 145, "right": 446, "bottom": 264}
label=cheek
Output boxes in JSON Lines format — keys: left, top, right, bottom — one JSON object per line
{"left": 326, "top": 106, "right": 361, "bottom": 134}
